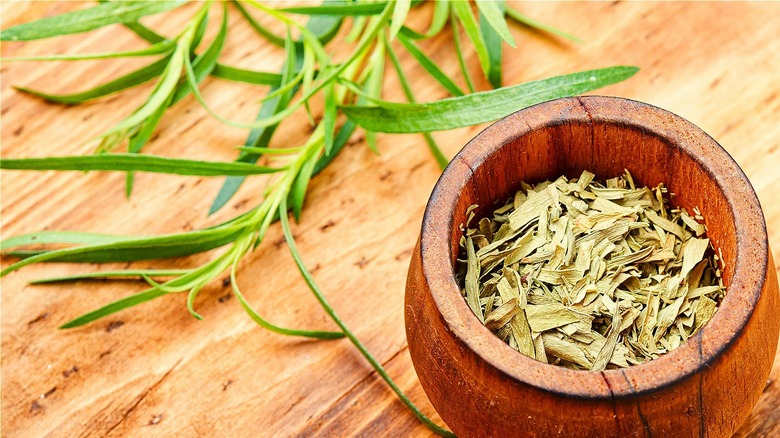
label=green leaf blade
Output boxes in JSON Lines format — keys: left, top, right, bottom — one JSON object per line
{"left": 31, "top": 269, "right": 191, "bottom": 284}
{"left": 1, "top": 226, "right": 245, "bottom": 276}
{"left": 59, "top": 289, "right": 167, "bottom": 329}
{"left": 300, "top": 0, "right": 344, "bottom": 45}
{"left": 479, "top": 0, "right": 505, "bottom": 88}
{"left": 323, "top": 84, "right": 338, "bottom": 155}
{"left": 211, "top": 64, "right": 282, "bottom": 86}
{"left": 288, "top": 155, "right": 317, "bottom": 222}
{"left": 1, "top": 1, "right": 187, "bottom": 41}
{"left": 342, "top": 66, "right": 640, "bottom": 133}
{"left": 125, "top": 90, "right": 175, "bottom": 196}
{"left": 397, "top": 33, "right": 464, "bottom": 97}
{"left": 14, "top": 56, "right": 171, "bottom": 105}
{"left": 1, "top": 231, "right": 138, "bottom": 251}
{"left": 2, "top": 39, "right": 175, "bottom": 62}
{"left": 207, "top": 87, "right": 293, "bottom": 214}
{"left": 389, "top": 0, "right": 412, "bottom": 40}
{"left": 0, "top": 154, "right": 285, "bottom": 177}
{"left": 386, "top": 43, "right": 448, "bottom": 169}
{"left": 506, "top": 7, "right": 583, "bottom": 43}
{"left": 99, "top": 43, "right": 185, "bottom": 139}
{"left": 208, "top": 0, "right": 338, "bottom": 214}
{"left": 451, "top": 0, "right": 491, "bottom": 80}
{"left": 123, "top": 21, "right": 167, "bottom": 44}
{"left": 475, "top": 0, "right": 515, "bottom": 47}
{"left": 451, "top": 11, "right": 477, "bottom": 93}
{"left": 279, "top": 3, "right": 387, "bottom": 16}
{"left": 312, "top": 121, "right": 356, "bottom": 175}
{"left": 423, "top": 0, "right": 449, "bottom": 38}
{"left": 232, "top": 0, "right": 285, "bottom": 47}
{"left": 171, "top": 3, "right": 228, "bottom": 105}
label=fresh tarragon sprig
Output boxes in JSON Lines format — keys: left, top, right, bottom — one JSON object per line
{"left": 0, "top": 1, "right": 638, "bottom": 434}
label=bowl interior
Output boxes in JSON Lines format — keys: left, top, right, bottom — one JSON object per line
{"left": 423, "top": 96, "right": 767, "bottom": 397}
{"left": 451, "top": 111, "right": 736, "bottom": 285}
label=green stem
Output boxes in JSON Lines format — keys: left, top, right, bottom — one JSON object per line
{"left": 386, "top": 38, "right": 448, "bottom": 169}
{"left": 278, "top": 197, "right": 454, "bottom": 437}
{"left": 231, "top": 0, "right": 285, "bottom": 47}
{"left": 450, "top": 10, "right": 476, "bottom": 93}
{"left": 505, "top": 6, "right": 583, "bottom": 43}
{"left": 30, "top": 269, "right": 191, "bottom": 284}
{"left": 229, "top": 234, "right": 344, "bottom": 339}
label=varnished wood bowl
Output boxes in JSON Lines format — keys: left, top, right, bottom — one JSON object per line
{"left": 405, "top": 96, "right": 780, "bottom": 437}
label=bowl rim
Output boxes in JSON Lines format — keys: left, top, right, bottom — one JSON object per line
{"left": 419, "top": 95, "right": 769, "bottom": 399}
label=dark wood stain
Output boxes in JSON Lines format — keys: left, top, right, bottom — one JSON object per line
{"left": 106, "top": 321, "right": 125, "bottom": 333}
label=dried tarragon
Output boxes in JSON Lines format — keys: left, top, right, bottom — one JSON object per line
{"left": 457, "top": 170, "right": 725, "bottom": 370}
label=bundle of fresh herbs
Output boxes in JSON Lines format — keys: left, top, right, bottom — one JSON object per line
{"left": 0, "top": 1, "right": 638, "bottom": 434}
{"left": 459, "top": 171, "right": 725, "bottom": 371}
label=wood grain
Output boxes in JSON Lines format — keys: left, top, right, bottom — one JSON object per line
{"left": 2, "top": 2, "right": 779, "bottom": 437}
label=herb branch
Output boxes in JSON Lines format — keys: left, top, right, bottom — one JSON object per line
{"left": 0, "top": 1, "right": 638, "bottom": 434}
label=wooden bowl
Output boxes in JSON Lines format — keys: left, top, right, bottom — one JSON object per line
{"left": 405, "top": 96, "right": 780, "bottom": 437}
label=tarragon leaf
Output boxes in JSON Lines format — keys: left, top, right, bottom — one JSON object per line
{"left": 484, "top": 298, "right": 518, "bottom": 331}
{"left": 1, "top": 225, "right": 245, "bottom": 276}
{"left": 465, "top": 237, "right": 483, "bottom": 322}
{"left": 505, "top": 6, "right": 583, "bottom": 43}
{"left": 361, "top": 36, "right": 387, "bottom": 154}
{"left": 475, "top": 0, "right": 515, "bottom": 47}
{"left": 232, "top": 0, "right": 285, "bottom": 47}
{"left": 125, "top": 89, "right": 175, "bottom": 196}
{"left": 342, "top": 66, "right": 639, "bottom": 133}
{"left": 450, "top": 10, "right": 476, "bottom": 93}
{"left": 2, "top": 39, "right": 175, "bottom": 62}
{"left": 389, "top": 0, "right": 412, "bottom": 40}
{"left": 59, "top": 289, "right": 168, "bottom": 329}
{"left": 478, "top": 0, "right": 506, "bottom": 88}
{"left": 31, "top": 269, "right": 191, "bottom": 284}
{"left": 525, "top": 303, "right": 580, "bottom": 332}
{"left": 279, "top": 3, "right": 388, "bottom": 16}
{"left": 210, "top": 64, "right": 282, "bottom": 86}
{"left": 288, "top": 154, "right": 318, "bottom": 222}
{"left": 423, "top": 0, "right": 449, "bottom": 38}
{"left": 14, "top": 56, "right": 171, "bottom": 104}
{"left": 323, "top": 83, "right": 338, "bottom": 155}
{"left": 0, "top": 1, "right": 187, "bottom": 41}
{"left": 397, "top": 32, "right": 464, "bottom": 96}
{"left": 1, "top": 231, "right": 137, "bottom": 251}
{"left": 171, "top": 2, "right": 228, "bottom": 105}
{"left": 591, "top": 309, "right": 622, "bottom": 371}
{"left": 386, "top": 42, "right": 448, "bottom": 169}
{"left": 98, "top": 41, "right": 186, "bottom": 139}
{"left": 451, "top": 0, "right": 490, "bottom": 80}
{"left": 276, "top": 197, "right": 455, "bottom": 437}
{"left": 681, "top": 238, "right": 710, "bottom": 278}
{"left": 312, "top": 121, "right": 356, "bottom": 175}
{"left": 0, "top": 154, "right": 284, "bottom": 176}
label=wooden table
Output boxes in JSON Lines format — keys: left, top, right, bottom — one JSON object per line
{"left": 2, "top": 2, "right": 779, "bottom": 436}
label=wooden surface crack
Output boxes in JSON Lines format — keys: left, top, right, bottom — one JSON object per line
{"left": 576, "top": 96, "right": 596, "bottom": 172}
{"left": 698, "top": 338, "right": 706, "bottom": 438}
{"left": 621, "top": 369, "right": 653, "bottom": 438}
{"left": 294, "top": 344, "right": 411, "bottom": 436}
{"left": 600, "top": 371, "right": 621, "bottom": 433}
{"left": 87, "top": 359, "right": 182, "bottom": 438}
